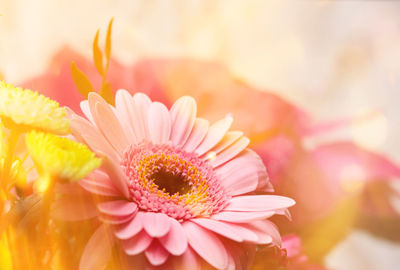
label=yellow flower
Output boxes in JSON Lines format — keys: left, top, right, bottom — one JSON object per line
{"left": 25, "top": 131, "right": 101, "bottom": 188}
{"left": 0, "top": 82, "right": 69, "bottom": 135}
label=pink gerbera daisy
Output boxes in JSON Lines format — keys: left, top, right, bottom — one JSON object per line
{"left": 59, "top": 90, "right": 295, "bottom": 270}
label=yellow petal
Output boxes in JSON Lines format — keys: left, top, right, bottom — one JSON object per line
{"left": 26, "top": 131, "right": 101, "bottom": 183}
{"left": 0, "top": 82, "right": 70, "bottom": 135}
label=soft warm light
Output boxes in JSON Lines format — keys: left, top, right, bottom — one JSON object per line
{"left": 205, "top": 151, "right": 217, "bottom": 161}
{"left": 339, "top": 164, "right": 366, "bottom": 193}
{"left": 351, "top": 111, "right": 388, "bottom": 150}
{"left": 34, "top": 174, "right": 52, "bottom": 193}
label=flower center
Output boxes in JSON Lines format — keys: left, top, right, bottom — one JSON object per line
{"left": 121, "top": 142, "right": 230, "bottom": 220}
{"left": 151, "top": 169, "right": 191, "bottom": 195}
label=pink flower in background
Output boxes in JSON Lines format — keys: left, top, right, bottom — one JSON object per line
{"left": 252, "top": 234, "right": 327, "bottom": 270}
{"left": 257, "top": 137, "right": 400, "bottom": 228}
{"left": 280, "top": 235, "right": 326, "bottom": 270}
{"left": 56, "top": 90, "right": 295, "bottom": 269}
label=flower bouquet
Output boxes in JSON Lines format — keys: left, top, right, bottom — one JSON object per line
{"left": 1, "top": 19, "right": 399, "bottom": 270}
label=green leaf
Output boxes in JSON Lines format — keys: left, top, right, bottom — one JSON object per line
{"left": 93, "top": 29, "right": 104, "bottom": 76}
{"left": 70, "top": 62, "right": 93, "bottom": 98}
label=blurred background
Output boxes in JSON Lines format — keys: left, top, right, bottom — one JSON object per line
{"left": 0, "top": 0, "right": 399, "bottom": 269}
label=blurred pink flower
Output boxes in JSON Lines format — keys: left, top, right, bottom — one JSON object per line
{"left": 281, "top": 235, "right": 327, "bottom": 270}
{"left": 55, "top": 90, "right": 294, "bottom": 269}
{"left": 22, "top": 47, "right": 171, "bottom": 114}
{"left": 22, "top": 48, "right": 400, "bottom": 262}
{"left": 252, "top": 234, "right": 327, "bottom": 270}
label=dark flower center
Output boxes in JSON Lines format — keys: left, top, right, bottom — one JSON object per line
{"left": 151, "top": 169, "right": 192, "bottom": 195}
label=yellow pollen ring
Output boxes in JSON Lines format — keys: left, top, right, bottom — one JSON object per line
{"left": 135, "top": 153, "right": 211, "bottom": 210}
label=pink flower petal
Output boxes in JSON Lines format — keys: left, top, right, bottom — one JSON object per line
{"left": 225, "top": 195, "right": 295, "bottom": 212}
{"left": 225, "top": 250, "right": 236, "bottom": 270}
{"left": 79, "top": 224, "right": 114, "bottom": 270}
{"left": 210, "top": 136, "right": 250, "bottom": 168}
{"left": 148, "top": 102, "right": 171, "bottom": 144}
{"left": 282, "top": 141, "right": 400, "bottom": 222}
{"left": 195, "top": 116, "right": 233, "bottom": 156}
{"left": 218, "top": 222, "right": 259, "bottom": 243}
{"left": 145, "top": 261, "right": 174, "bottom": 270}
{"left": 69, "top": 114, "right": 119, "bottom": 162}
{"left": 115, "top": 89, "right": 137, "bottom": 144}
{"left": 158, "top": 218, "right": 188, "bottom": 256}
{"left": 215, "top": 150, "right": 255, "bottom": 177}
{"left": 247, "top": 149, "right": 274, "bottom": 192}
{"left": 52, "top": 194, "right": 98, "bottom": 221}
{"left": 218, "top": 166, "right": 259, "bottom": 196}
{"left": 313, "top": 142, "right": 400, "bottom": 180}
{"left": 251, "top": 135, "right": 295, "bottom": 185}
{"left": 211, "top": 131, "right": 243, "bottom": 154}
{"left": 99, "top": 153, "right": 130, "bottom": 198}
{"left": 245, "top": 220, "right": 281, "bottom": 246}
{"left": 80, "top": 100, "right": 95, "bottom": 124}
{"left": 170, "top": 96, "right": 197, "bottom": 146}
{"left": 212, "top": 211, "right": 275, "bottom": 223}
{"left": 80, "top": 133, "right": 119, "bottom": 161}
{"left": 174, "top": 247, "right": 201, "bottom": 270}
{"left": 183, "top": 221, "right": 228, "bottom": 270}
{"left": 79, "top": 170, "right": 121, "bottom": 197}
{"left": 221, "top": 240, "right": 251, "bottom": 270}
{"left": 87, "top": 92, "right": 129, "bottom": 155}
{"left": 183, "top": 118, "right": 209, "bottom": 152}
{"left": 143, "top": 212, "right": 171, "bottom": 238}
{"left": 192, "top": 218, "right": 245, "bottom": 242}
{"left": 275, "top": 208, "right": 292, "bottom": 220}
{"left": 216, "top": 151, "right": 264, "bottom": 196}
{"left": 97, "top": 200, "right": 138, "bottom": 216}
{"left": 132, "top": 93, "right": 152, "bottom": 141}
{"left": 94, "top": 101, "right": 130, "bottom": 155}
{"left": 243, "top": 226, "right": 272, "bottom": 245}
{"left": 221, "top": 149, "right": 272, "bottom": 193}
{"left": 282, "top": 234, "right": 302, "bottom": 257}
{"left": 87, "top": 88, "right": 110, "bottom": 113}
{"left": 99, "top": 212, "right": 136, "bottom": 225}
{"left": 114, "top": 211, "right": 145, "bottom": 240}
{"left": 145, "top": 241, "right": 170, "bottom": 266}
{"left": 116, "top": 90, "right": 149, "bottom": 143}
{"left": 122, "top": 231, "right": 154, "bottom": 255}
